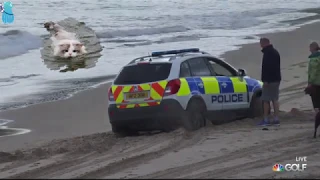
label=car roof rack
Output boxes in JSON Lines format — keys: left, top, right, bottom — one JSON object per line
{"left": 127, "top": 48, "right": 210, "bottom": 65}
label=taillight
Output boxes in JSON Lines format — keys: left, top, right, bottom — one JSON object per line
{"left": 108, "top": 88, "right": 115, "bottom": 101}
{"left": 164, "top": 79, "right": 181, "bottom": 96}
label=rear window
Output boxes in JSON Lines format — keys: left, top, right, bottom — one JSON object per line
{"left": 114, "top": 63, "right": 172, "bottom": 85}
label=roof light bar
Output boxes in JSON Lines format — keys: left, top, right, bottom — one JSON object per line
{"left": 151, "top": 48, "right": 200, "bottom": 57}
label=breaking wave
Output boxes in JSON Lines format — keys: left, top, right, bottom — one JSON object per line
{"left": 96, "top": 25, "right": 190, "bottom": 38}
{"left": 0, "top": 30, "right": 42, "bottom": 59}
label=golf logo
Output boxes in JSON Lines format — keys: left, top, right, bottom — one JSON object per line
{"left": 273, "top": 156, "right": 307, "bottom": 172}
{"left": 0, "top": 1, "right": 14, "bottom": 24}
{"left": 273, "top": 163, "right": 284, "bottom": 172}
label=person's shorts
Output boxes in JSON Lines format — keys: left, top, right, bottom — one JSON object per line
{"left": 311, "top": 85, "right": 320, "bottom": 109}
{"left": 261, "top": 82, "right": 280, "bottom": 102}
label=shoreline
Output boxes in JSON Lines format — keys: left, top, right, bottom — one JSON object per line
{"left": 0, "top": 74, "right": 117, "bottom": 112}
{"left": 0, "top": 81, "right": 113, "bottom": 151}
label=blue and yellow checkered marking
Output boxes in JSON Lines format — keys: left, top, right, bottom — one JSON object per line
{"left": 186, "top": 77, "right": 219, "bottom": 95}
{"left": 186, "top": 77, "right": 201, "bottom": 95}
{"left": 216, "top": 76, "right": 234, "bottom": 94}
{"left": 178, "top": 76, "right": 261, "bottom": 96}
{"left": 201, "top": 77, "right": 220, "bottom": 94}
{"left": 193, "top": 77, "right": 205, "bottom": 94}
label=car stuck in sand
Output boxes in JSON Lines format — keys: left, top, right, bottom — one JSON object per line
{"left": 107, "top": 48, "right": 264, "bottom": 136}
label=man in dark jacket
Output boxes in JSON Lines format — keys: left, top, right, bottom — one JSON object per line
{"left": 258, "top": 38, "right": 281, "bottom": 126}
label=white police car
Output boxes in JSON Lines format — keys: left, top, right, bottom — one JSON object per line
{"left": 108, "top": 48, "right": 263, "bottom": 135}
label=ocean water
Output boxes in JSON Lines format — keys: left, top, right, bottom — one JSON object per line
{"left": 0, "top": 0, "right": 319, "bottom": 110}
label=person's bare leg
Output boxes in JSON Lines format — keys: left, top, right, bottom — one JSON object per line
{"left": 272, "top": 100, "right": 280, "bottom": 124}
{"left": 263, "top": 101, "right": 270, "bottom": 119}
{"left": 258, "top": 100, "right": 271, "bottom": 126}
{"left": 272, "top": 100, "right": 279, "bottom": 116}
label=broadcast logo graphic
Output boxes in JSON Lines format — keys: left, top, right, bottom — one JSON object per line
{"left": 0, "top": 1, "right": 14, "bottom": 24}
{"left": 273, "top": 156, "right": 308, "bottom": 172}
{"left": 273, "top": 163, "right": 285, "bottom": 172}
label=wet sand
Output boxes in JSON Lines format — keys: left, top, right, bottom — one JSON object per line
{"left": 0, "top": 84, "right": 112, "bottom": 151}
{"left": 1, "top": 22, "right": 320, "bottom": 178}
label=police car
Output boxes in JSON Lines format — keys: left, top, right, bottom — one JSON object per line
{"left": 108, "top": 48, "right": 263, "bottom": 135}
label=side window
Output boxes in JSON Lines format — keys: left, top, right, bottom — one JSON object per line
{"left": 207, "top": 58, "right": 236, "bottom": 76}
{"left": 188, "top": 58, "right": 212, "bottom": 76}
{"left": 179, "top": 61, "right": 191, "bottom": 77}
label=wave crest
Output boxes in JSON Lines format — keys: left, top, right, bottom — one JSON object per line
{"left": 96, "top": 25, "right": 190, "bottom": 38}
{"left": 0, "top": 30, "right": 42, "bottom": 59}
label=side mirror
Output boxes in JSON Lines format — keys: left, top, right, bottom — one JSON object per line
{"left": 238, "top": 68, "right": 247, "bottom": 76}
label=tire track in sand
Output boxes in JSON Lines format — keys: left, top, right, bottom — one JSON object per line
{"left": 280, "top": 81, "right": 307, "bottom": 94}
{"left": 184, "top": 142, "right": 319, "bottom": 178}
{"left": 2, "top": 132, "right": 156, "bottom": 179}
{"left": 1, "top": 129, "right": 203, "bottom": 179}
{"left": 0, "top": 133, "right": 118, "bottom": 173}
{"left": 136, "top": 131, "right": 312, "bottom": 179}
{"left": 39, "top": 133, "right": 176, "bottom": 179}
{"left": 278, "top": 81, "right": 307, "bottom": 105}
{"left": 1, "top": 153, "right": 95, "bottom": 179}
{"left": 2, "top": 133, "right": 167, "bottom": 179}
{"left": 75, "top": 129, "right": 204, "bottom": 179}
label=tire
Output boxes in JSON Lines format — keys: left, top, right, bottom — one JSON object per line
{"left": 111, "top": 124, "right": 138, "bottom": 137}
{"left": 183, "top": 98, "right": 206, "bottom": 131}
{"left": 248, "top": 94, "right": 263, "bottom": 118}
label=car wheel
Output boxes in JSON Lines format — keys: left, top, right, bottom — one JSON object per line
{"left": 248, "top": 94, "right": 263, "bottom": 118}
{"left": 184, "top": 98, "right": 206, "bottom": 131}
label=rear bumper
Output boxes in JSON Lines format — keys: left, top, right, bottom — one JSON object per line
{"left": 108, "top": 99, "right": 184, "bottom": 130}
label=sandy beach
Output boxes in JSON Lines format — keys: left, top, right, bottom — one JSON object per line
{"left": 1, "top": 21, "right": 320, "bottom": 178}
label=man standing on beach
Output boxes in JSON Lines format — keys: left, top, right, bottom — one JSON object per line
{"left": 258, "top": 38, "right": 281, "bottom": 126}
{"left": 305, "top": 42, "right": 320, "bottom": 113}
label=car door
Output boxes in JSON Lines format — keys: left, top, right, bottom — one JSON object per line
{"left": 186, "top": 57, "right": 222, "bottom": 112}
{"left": 204, "top": 57, "right": 250, "bottom": 110}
